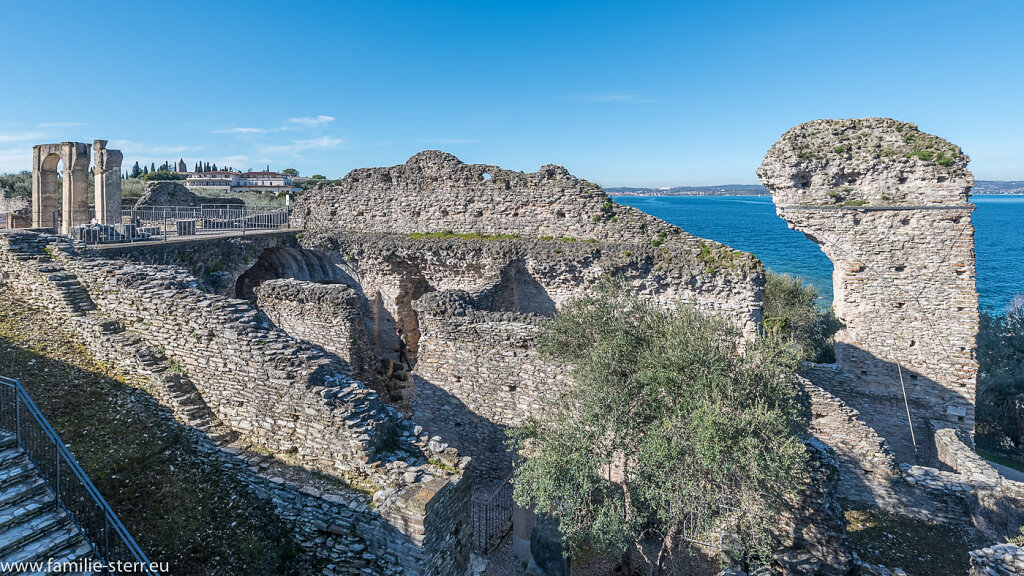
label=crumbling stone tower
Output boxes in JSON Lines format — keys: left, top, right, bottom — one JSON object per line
{"left": 758, "top": 118, "right": 978, "bottom": 458}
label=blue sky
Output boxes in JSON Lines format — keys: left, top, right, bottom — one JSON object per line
{"left": 0, "top": 0, "right": 1021, "bottom": 186}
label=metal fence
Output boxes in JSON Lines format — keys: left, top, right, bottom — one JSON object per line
{"left": 472, "top": 475, "right": 515, "bottom": 552}
{"left": 63, "top": 205, "right": 291, "bottom": 244}
{"left": 0, "top": 376, "right": 157, "bottom": 575}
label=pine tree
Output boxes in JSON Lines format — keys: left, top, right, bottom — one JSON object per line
{"left": 212, "top": 163, "right": 218, "bottom": 172}
{"left": 150, "top": 162, "right": 156, "bottom": 173}
{"left": 143, "top": 166, "right": 149, "bottom": 175}
{"left": 195, "top": 162, "right": 201, "bottom": 173}
{"left": 130, "top": 161, "right": 141, "bottom": 178}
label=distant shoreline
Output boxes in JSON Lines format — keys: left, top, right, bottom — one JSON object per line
{"left": 606, "top": 181, "right": 1024, "bottom": 197}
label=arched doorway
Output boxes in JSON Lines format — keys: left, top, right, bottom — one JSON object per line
{"left": 32, "top": 152, "right": 61, "bottom": 228}
{"left": 31, "top": 142, "right": 90, "bottom": 233}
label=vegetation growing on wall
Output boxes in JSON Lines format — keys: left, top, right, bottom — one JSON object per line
{"left": 509, "top": 279, "right": 810, "bottom": 575}
{"left": 762, "top": 272, "right": 841, "bottom": 364}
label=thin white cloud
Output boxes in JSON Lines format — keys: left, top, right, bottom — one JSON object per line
{"left": 569, "top": 94, "right": 657, "bottom": 104}
{"left": 256, "top": 136, "right": 344, "bottom": 156}
{"left": 37, "top": 122, "right": 86, "bottom": 128}
{"left": 0, "top": 131, "right": 48, "bottom": 144}
{"left": 288, "top": 115, "right": 336, "bottom": 127}
{"left": 211, "top": 127, "right": 268, "bottom": 134}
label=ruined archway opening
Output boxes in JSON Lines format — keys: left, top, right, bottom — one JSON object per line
{"left": 36, "top": 154, "right": 63, "bottom": 229}
{"left": 479, "top": 260, "right": 556, "bottom": 317}
{"left": 234, "top": 246, "right": 356, "bottom": 300}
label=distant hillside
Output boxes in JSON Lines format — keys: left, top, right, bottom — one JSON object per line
{"left": 974, "top": 181, "right": 1024, "bottom": 195}
{"left": 606, "top": 184, "right": 768, "bottom": 196}
{"left": 608, "top": 181, "right": 1024, "bottom": 197}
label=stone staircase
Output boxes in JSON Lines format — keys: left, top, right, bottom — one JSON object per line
{"left": 1, "top": 231, "right": 96, "bottom": 316}
{"left": 0, "top": 431, "right": 97, "bottom": 574}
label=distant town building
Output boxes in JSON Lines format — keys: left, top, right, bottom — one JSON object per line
{"left": 185, "top": 170, "right": 300, "bottom": 194}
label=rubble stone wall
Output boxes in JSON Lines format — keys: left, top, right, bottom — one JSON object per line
{"left": 302, "top": 230, "right": 764, "bottom": 339}
{"left": 255, "top": 278, "right": 376, "bottom": 373}
{"left": 292, "top": 152, "right": 766, "bottom": 339}
{"left": 0, "top": 230, "right": 473, "bottom": 576}
{"left": 970, "top": 544, "right": 1024, "bottom": 576}
{"left": 759, "top": 119, "right": 979, "bottom": 463}
{"left": 297, "top": 150, "right": 707, "bottom": 244}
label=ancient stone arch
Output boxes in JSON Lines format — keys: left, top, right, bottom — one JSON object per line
{"left": 31, "top": 140, "right": 122, "bottom": 233}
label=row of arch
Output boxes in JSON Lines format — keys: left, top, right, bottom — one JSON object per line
{"left": 31, "top": 140, "right": 122, "bottom": 234}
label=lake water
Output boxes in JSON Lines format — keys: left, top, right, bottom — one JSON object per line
{"left": 613, "top": 195, "right": 1024, "bottom": 311}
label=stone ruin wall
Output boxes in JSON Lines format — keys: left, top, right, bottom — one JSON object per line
{"left": 759, "top": 119, "right": 979, "bottom": 462}
{"left": 285, "top": 152, "right": 768, "bottom": 485}
{"left": 65, "top": 256, "right": 390, "bottom": 476}
{"left": 295, "top": 151, "right": 766, "bottom": 337}
{"left": 298, "top": 150, "right": 688, "bottom": 243}
{"left": 0, "top": 230, "right": 472, "bottom": 576}
{"left": 254, "top": 279, "right": 377, "bottom": 372}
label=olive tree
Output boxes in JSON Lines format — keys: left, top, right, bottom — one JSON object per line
{"left": 762, "top": 272, "right": 841, "bottom": 363}
{"left": 977, "top": 297, "right": 1024, "bottom": 452}
{"left": 508, "top": 280, "right": 811, "bottom": 575}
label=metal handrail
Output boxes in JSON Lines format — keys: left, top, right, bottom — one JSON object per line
{"left": 0, "top": 376, "right": 157, "bottom": 575}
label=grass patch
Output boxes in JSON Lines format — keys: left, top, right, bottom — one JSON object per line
{"left": 843, "top": 502, "right": 980, "bottom": 576}
{"left": 427, "top": 458, "right": 458, "bottom": 474}
{"left": 408, "top": 230, "right": 520, "bottom": 241}
{"left": 0, "top": 299, "right": 328, "bottom": 575}
{"left": 978, "top": 448, "right": 1024, "bottom": 473}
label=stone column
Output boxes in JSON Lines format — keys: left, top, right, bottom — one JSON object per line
{"left": 60, "top": 142, "right": 91, "bottom": 234}
{"left": 31, "top": 144, "right": 62, "bottom": 228}
{"left": 93, "top": 140, "right": 123, "bottom": 225}
{"left": 757, "top": 118, "right": 978, "bottom": 459}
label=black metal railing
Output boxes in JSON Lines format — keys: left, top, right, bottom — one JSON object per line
{"left": 57, "top": 205, "right": 292, "bottom": 244}
{"left": 472, "top": 475, "right": 514, "bottom": 552}
{"left": 0, "top": 376, "right": 157, "bottom": 575}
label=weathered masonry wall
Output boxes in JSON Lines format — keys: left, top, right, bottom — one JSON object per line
{"left": 294, "top": 151, "right": 766, "bottom": 338}
{"left": 303, "top": 230, "right": 764, "bottom": 341}
{"left": 759, "top": 119, "right": 979, "bottom": 461}
{"left": 255, "top": 279, "right": 376, "bottom": 373}
{"left": 94, "top": 230, "right": 302, "bottom": 297}
{"left": 69, "top": 257, "right": 391, "bottom": 477}
{"left": 413, "top": 290, "right": 566, "bottom": 429}
{"left": 970, "top": 544, "right": 1024, "bottom": 576}
{"left": 0, "top": 230, "right": 473, "bottom": 576}
{"left": 298, "top": 150, "right": 693, "bottom": 243}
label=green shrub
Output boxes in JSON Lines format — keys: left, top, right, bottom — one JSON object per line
{"left": 762, "top": 272, "right": 841, "bottom": 363}
{"left": 976, "top": 298, "right": 1024, "bottom": 454}
{"left": 0, "top": 171, "right": 31, "bottom": 198}
{"left": 510, "top": 279, "right": 809, "bottom": 569}
{"left": 140, "top": 170, "right": 187, "bottom": 182}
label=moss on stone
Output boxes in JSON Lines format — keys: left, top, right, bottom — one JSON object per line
{"left": 408, "top": 231, "right": 521, "bottom": 241}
